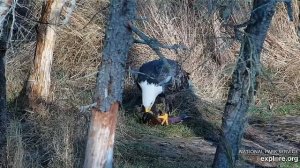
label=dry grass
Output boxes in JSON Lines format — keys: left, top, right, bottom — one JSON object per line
{"left": 259, "top": 1, "right": 300, "bottom": 105}
{"left": 131, "top": 0, "right": 235, "bottom": 102}
{"left": 3, "top": 0, "right": 300, "bottom": 167}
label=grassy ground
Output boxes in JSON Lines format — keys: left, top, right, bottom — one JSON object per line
{"left": 113, "top": 104, "right": 221, "bottom": 168}
{"left": 250, "top": 103, "right": 300, "bottom": 121}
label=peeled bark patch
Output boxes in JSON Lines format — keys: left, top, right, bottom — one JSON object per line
{"left": 84, "top": 103, "right": 118, "bottom": 168}
{"left": 27, "top": 0, "right": 65, "bottom": 104}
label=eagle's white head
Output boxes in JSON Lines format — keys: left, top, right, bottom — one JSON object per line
{"left": 138, "top": 80, "right": 163, "bottom": 112}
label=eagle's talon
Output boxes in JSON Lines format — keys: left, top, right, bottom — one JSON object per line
{"left": 158, "top": 113, "right": 169, "bottom": 125}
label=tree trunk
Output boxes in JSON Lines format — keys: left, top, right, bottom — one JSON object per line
{"left": 83, "top": 0, "right": 136, "bottom": 168}
{"left": 0, "top": 0, "right": 13, "bottom": 164}
{"left": 213, "top": 1, "right": 278, "bottom": 167}
{"left": 27, "top": 0, "right": 65, "bottom": 105}
{"left": 84, "top": 104, "right": 118, "bottom": 168}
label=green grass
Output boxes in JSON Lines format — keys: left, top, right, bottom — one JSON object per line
{"left": 249, "top": 102, "right": 300, "bottom": 121}
{"left": 124, "top": 114, "right": 195, "bottom": 138}
{"left": 114, "top": 111, "right": 215, "bottom": 168}
{"left": 274, "top": 104, "right": 300, "bottom": 116}
{"left": 280, "top": 161, "right": 300, "bottom": 168}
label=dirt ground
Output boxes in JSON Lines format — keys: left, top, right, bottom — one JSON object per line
{"left": 115, "top": 111, "right": 299, "bottom": 168}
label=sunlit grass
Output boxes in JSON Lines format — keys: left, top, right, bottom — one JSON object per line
{"left": 123, "top": 113, "right": 195, "bottom": 138}
{"left": 279, "top": 161, "right": 300, "bottom": 168}
{"left": 249, "top": 102, "right": 300, "bottom": 122}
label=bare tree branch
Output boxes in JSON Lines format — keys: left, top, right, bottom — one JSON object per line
{"left": 61, "top": 0, "right": 76, "bottom": 25}
{"left": 82, "top": 4, "right": 109, "bottom": 29}
{"left": 128, "top": 22, "right": 187, "bottom": 68}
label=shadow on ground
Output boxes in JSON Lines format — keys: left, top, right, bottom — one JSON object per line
{"left": 118, "top": 85, "right": 226, "bottom": 168}
{"left": 120, "top": 85, "right": 300, "bottom": 168}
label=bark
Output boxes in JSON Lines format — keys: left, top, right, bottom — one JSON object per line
{"left": 84, "top": 103, "right": 118, "bottom": 168}
{"left": 0, "top": 0, "right": 13, "bottom": 164}
{"left": 83, "top": 0, "right": 136, "bottom": 167}
{"left": 27, "top": 0, "right": 65, "bottom": 104}
{"left": 213, "top": 1, "right": 278, "bottom": 167}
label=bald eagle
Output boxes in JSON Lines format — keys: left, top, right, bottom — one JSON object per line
{"left": 136, "top": 59, "right": 190, "bottom": 125}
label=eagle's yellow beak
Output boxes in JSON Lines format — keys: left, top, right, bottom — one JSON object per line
{"left": 145, "top": 107, "right": 152, "bottom": 113}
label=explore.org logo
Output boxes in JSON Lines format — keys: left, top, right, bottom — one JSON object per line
{"left": 239, "top": 149, "right": 299, "bottom": 163}
{"left": 260, "top": 156, "right": 298, "bottom": 163}
{"left": 239, "top": 149, "right": 298, "bottom": 155}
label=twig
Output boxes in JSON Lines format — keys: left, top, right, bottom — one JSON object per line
{"left": 82, "top": 5, "right": 109, "bottom": 29}
{"left": 61, "top": 0, "right": 76, "bottom": 25}
{"left": 282, "top": 0, "right": 293, "bottom": 21}
{"left": 233, "top": 20, "right": 253, "bottom": 41}
{"left": 7, "top": 0, "right": 18, "bottom": 53}
{"left": 133, "top": 38, "right": 147, "bottom": 44}
{"left": 72, "top": 71, "right": 98, "bottom": 81}
{"left": 79, "top": 102, "right": 97, "bottom": 112}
